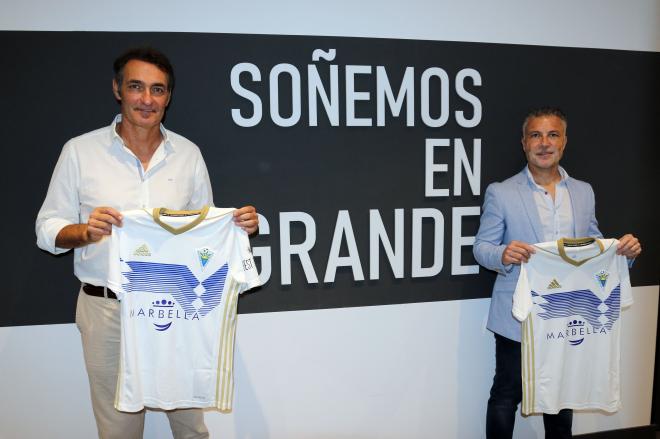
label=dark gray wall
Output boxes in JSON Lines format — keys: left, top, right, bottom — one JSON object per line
{"left": 2, "top": 31, "right": 658, "bottom": 327}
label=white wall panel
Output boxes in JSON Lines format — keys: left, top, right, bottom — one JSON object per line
{"left": 0, "top": 0, "right": 658, "bottom": 52}
{"left": 1, "top": 286, "right": 656, "bottom": 438}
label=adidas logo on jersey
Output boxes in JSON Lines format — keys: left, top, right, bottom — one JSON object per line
{"left": 133, "top": 244, "right": 152, "bottom": 257}
{"left": 547, "top": 278, "right": 562, "bottom": 289}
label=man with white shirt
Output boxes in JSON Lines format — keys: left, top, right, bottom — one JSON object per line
{"left": 473, "top": 107, "right": 641, "bottom": 438}
{"left": 36, "top": 47, "right": 258, "bottom": 439}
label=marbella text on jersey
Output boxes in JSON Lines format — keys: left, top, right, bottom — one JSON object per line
{"left": 130, "top": 307, "right": 200, "bottom": 321}
{"left": 545, "top": 322, "right": 609, "bottom": 341}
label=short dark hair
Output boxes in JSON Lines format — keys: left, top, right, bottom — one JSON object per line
{"left": 522, "top": 107, "right": 567, "bottom": 135}
{"left": 113, "top": 47, "right": 175, "bottom": 91}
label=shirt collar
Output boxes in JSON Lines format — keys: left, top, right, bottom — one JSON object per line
{"left": 525, "top": 165, "right": 569, "bottom": 189}
{"left": 109, "top": 114, "right": 174, "bottom": 153}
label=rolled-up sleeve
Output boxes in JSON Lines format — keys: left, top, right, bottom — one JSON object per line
{"left": 35, "top": 142, "right": 80, "bottom": 254}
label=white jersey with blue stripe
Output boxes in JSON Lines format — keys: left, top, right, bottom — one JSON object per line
{"left": 107, "top": 206, "right": 261, "bottom": 412}
{"left": 512, "top": 238, "right": 632, "bottom": 415}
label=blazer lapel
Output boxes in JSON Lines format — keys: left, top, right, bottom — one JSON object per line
{"left": 515, "top": 170, "right": 543, "bottom": 243}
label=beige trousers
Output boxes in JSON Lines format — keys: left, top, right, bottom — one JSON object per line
{"left": 75, "top": 289, "right": 209, "bottom": 439}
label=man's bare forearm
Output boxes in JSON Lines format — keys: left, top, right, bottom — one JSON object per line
{"left": 55, "top": 224, "right": 90, "bottom": 249}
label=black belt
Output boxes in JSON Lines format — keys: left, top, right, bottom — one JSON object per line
{"left": 82, "top": 283, "right": 118, "bottom": 300}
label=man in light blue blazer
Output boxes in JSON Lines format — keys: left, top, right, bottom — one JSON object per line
{"left": 473, "top": 107, "right": 641, "bottom": 438}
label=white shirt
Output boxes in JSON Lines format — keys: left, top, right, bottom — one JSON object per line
{"left": 35, "top": 115, "right": 213, "bottom": 286}
{"left": 525, "top": 166, "right": 574, "bottom": 241}
{"left": 513, "top": 238, "right": 632, "bottom": 415}
{"left": 108, "top": 207, "right": 261, "bottom": 411}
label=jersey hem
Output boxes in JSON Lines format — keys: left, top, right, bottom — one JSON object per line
{"left": 524, "top": 402, "right": 621, "bottom": 415}
{"left": 115, "top": 399, "right": 227, "bottom": 412}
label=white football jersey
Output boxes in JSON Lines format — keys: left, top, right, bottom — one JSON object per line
{"left": 512, "top": 238, "right": 632, "bottom": 415}
{"left": 107, "top": 206, "right": 261, "bottom": 412}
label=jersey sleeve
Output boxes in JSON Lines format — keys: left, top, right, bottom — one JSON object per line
{"left": 229, "top": 227, "right": 262, "bottom": 293}
{"left": 512, "top": 263, "right": 533, "bottom": 321}
{"left": 107, "top": 224, "right": 125, "bottom": 301}
{"left": 617, "top": 252, "right": 634, "bottom": 309}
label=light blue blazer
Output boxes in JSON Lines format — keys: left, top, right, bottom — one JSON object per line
{"left": 473, "top": 168, "right": 602, "bottom": 342}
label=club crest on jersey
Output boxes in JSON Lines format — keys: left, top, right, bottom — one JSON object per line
{"left": 133, "top": 244, "right": 151, "bottom": 257}
{"left": 151, "top": 299, "right": 175, "bottom": 331}
{"left": 566, "top": 319, "right": 585, "bottom": 345}
{"left": 595, "top": 270, "right": 609, "bottom": 289}
{"left": 197, "top": 247, "right": 214, "bottom": 269}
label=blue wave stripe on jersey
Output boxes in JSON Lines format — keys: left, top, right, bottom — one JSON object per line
{"left": 603, "top": 285, "right": 621, "bottom": 330}
{"left": 122, "top": 260, "right": 228, "bottom": 317}
{"left": 123, "top": 261, "right": 199, "bottom": 292}
{"left": 198, "top": 263, "right": 228, "bottom": 317}
{"left": 535, "top": 289, "right": 604, "bottom": 330}
{"left": 123, "top": 261, "right": 200, "bottom": 315}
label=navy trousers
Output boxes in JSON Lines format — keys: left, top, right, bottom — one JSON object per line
{"left": 486, "top": 333, "right": 573, "bottom": 439}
